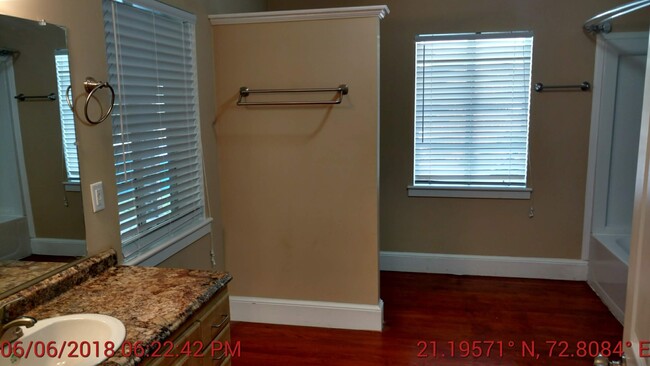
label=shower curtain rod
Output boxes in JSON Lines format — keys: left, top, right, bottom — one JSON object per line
{"left": 584, "top": 0, "right": 650, "bottom": 33}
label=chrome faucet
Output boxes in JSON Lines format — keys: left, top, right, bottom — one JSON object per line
{"left": 0, "top": 298, "right": 37, "bottom": 343}
{"left": 0, "top": 316, "right": 37, "bottom": 343}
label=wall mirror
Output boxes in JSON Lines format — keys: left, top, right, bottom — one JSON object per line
{"left": 0, "top": 13, "right": 86, "bottom": 299}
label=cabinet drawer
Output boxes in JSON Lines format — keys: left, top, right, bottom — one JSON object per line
{"left": 169, "top": 354, "right": 203, "bottom": 366}
{"left": 210, "top": 356, "right": 230, "bottom": 366}
{"left": 201, "top": 289, "right": 230, "bottom": 342}
{"left": 140, "top": 286, "right": 230, "bottom": 366}
{"left": 145, "top": 320, "right": 202, "bottom": 366}
{"left": 203, "top": 324, "right": 231, "bottom": 366}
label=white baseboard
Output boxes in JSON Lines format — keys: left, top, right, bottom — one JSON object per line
{"left": 380, "top": 251, "right": 588, "bottom": 281}
{"left": 230, "top": 296, "right": 384, "bottom": 331}
{"left": 30, "top": 238, "right": 87, "bottom": 257}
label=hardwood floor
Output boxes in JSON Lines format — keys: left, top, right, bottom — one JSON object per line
{"left": 20, "top": 254, "right": 81, "bottom": 263}
{"left": 230, "top": 271, "right": 623, "bottom": 365}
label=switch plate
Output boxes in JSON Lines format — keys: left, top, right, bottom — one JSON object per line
{"left": 90, "top": 181, "right": 105, "bottom": 213}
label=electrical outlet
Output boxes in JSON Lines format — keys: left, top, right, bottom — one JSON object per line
{"left": 90, "top": 181, "right": 105, "bottom": 213}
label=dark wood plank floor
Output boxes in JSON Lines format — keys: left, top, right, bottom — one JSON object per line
{"left": 231, "top": 271, "right": 623, "bottom": 365}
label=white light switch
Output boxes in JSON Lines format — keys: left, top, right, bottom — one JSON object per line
{"left": 90, "top": 181, "right": 105, "bottom": 213}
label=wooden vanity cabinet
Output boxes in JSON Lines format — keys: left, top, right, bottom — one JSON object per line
{"left": 141, "top": 286, "right": 231, "bottom": 366}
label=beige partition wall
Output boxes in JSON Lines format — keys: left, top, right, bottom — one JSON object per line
{"left": 211, "top": 7, "right": 387, "bottom": 330}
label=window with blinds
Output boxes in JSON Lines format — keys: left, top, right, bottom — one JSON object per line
{"left": 54, "top": 50, "right": 79, "bottom": 181}
{"left": 414, "top": 32, "right": 533, "bottom": 188}
{"left": 103, "top": 0, "right": 206, "bottom": 263}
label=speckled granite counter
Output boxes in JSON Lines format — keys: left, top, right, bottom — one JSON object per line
{"left": 1, "top": 251, "right": 117, "bottom": 319}
{"left": 27, "top": 266, "right": 231, "bottom": 365}
{"left": 1, "top": 250, "right": 231, "bottom": 366}
{"left": 0, "top": 261, "right": 66, "bottom": 293}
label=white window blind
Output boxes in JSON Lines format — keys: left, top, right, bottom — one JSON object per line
{"left": 414, "top": 32, "right": 533, "bottom": 187}
{"left": 54, "top": 50, "right": 79, "bottom": 181}
{"left": 103, "top": 0, "right": 205, "bottom": 262}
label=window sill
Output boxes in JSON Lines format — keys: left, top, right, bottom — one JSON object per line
{"left": 124, "top": 218, "right": 213, "bottom": 266}
{"left": 407, "top": 185, "right": 532, "bottom": 199}
{"left": 63, "top": 181, "right": 81, "bottom": 192}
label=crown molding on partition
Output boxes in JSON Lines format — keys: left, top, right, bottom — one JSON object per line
{"left": 209, "top": 5, "right": 390, "bottom": 25}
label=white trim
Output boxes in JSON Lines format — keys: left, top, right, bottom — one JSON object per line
{"left": 209, "top": 5, "right": 389, "bottom": 25}
{"left": 126, "top": 218, "right": 212, "bottom": 266}
{"left": 623, "top": 30, "right": 650, "bottom": 363}
{"left": 408, "top": 185, "right": 532, "bottom": 199}
{"left": 582, "top": 34, "right": 608, "bottom": 261}
{"left": 115, "top": 0, "right": 196, "bottom": 22}
{"left": 625, "top": 333, "right": 645, "bottom": 366}
{"left": 380, "top": 251, "right": 588, "bottom": 281}
{"left": 0, "top": 56, "right": 35, "bottom": 238}
{"left": 30, "top": 238, "right": 87, "bottom": 257}
{"left": 230, "top": 296, "right": 384, "bottom": 331}
{"left": 63, "top": 181, "right": 81, "bottom": 192}
{"left": 583, "top": 32, "right": 649, "bottom": 261}
{"left": 416, "top": 31, "right": 534, "bottom": 42}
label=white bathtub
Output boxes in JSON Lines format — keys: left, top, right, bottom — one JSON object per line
{"left": 0, "top": 215, "right": 31, "bottom": 260}
{"left": 595, "top": 233, "right": 630, "bottom": 264}
{"left": 587, "top": 233, "right": 629, "bottom": 323}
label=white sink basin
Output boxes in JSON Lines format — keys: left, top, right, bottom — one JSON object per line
{"left": 0, "top": 314, "right": 126, "bottom": 366}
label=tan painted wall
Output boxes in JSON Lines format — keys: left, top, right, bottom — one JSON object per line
{"left": 0, "top": 16, "right": 84, "bottom": 240}
{"left": 0, "top": 0, "right": 225, "bottom": 270}
{"left": 158, "top": 235, "right": 214, "bottom": 270}
{"left": 205, "top": 0, "right": 266, "bottom": 14}
{"left": 213, "top": 16, "right": 381, "bottom": 304}
{"left": 269, "top": 0, "right": 650, "bottom": 259}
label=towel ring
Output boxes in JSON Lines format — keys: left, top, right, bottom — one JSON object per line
{"left": 66, "top": 84, "right": 101, "bottom": 113}
{"left": 65, "top": 85, "right": 73, "bottom": 110}
{"left": 83, "top": 77, "right": 115, "bottom": 125}
{"left": 64, "top": 78, "right": 115, "bottom": 125}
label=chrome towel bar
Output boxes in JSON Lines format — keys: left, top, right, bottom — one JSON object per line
{"left": 14, "top": 93, "right": 56, "bottom": 102}
{"left": 534, "top": 81, "right": 591, "bottom": 92}
{"left": 237, "top": 84, "right": 349, "bottom": 106}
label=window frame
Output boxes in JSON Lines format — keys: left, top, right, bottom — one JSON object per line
{"left": 54, "top": 49, "right": 80, "bottom": 189}
{"left": 408, "top": 31, "right": 534, "bottom": 200}
{"left": 103, "top": 0, "right": 211, "bottom": 265}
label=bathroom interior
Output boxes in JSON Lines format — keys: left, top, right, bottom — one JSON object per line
{"left": 0, "top": 0, "right": 650, "bottom": 365}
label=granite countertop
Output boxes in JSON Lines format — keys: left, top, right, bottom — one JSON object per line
{"left": 25, "top": 265, "right": 231, "bottom": 366}
{"left": 1, "top": 250, "right": 232, "bottom": 366}
{"left": 0, "top": 261, "right": 66, "bottom": 293}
